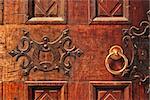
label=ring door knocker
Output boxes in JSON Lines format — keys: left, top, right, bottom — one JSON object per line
{"left": 105, "top": 45, "right": 128, "bottom": 75}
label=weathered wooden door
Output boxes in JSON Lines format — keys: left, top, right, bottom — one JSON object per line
{"left": 0, "top": 0, "right": 149, "bottom": 100}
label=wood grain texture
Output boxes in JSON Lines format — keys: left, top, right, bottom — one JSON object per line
{"left": 4, "top": 0, "right": 28, "bottom": 24}
{"left": 0, "top": 0, "right": 3, "bottom": 24}
{"left": 68, "top": 81, "right": 89, "bottom": 100}
{"left": 0, "top": 81, "right": 2, "bottom": 100}
{"left": 0, "top": 27, "right": 5, "bottom": 81}
{"left": 2, "top": 81, "right": 27, "bottom": 100}
{"left": 0, "top": 0, "right": 149, "bottom": 99}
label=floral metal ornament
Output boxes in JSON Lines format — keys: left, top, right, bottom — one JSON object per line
{"left": 9, "top": 29, "right": 83, "bottom": 77}
{"left": 122, "top": 10, "right": 150, "bottom": 93}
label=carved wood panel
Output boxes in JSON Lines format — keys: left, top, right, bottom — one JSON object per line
{"left": 27, "top": 81, "right": 67, "bottom": 100}
{"left": 34, "top": 0, "right": 58, "bottom": 17}
{"left": 34, "top": 89, "right": 61, "bottom": 100}
{"left": 97, "top": 90, "right": 123, "bottom": 100}
{"left": 97, "top": 0, "right": 123, "bottom": 17}
{"left": 90, "top": 81, "right": 132, "bottom": 100}
{"left": 27, "top": 0, "right": 67, "bottom": 24}
{"left": 89, "top": 0, "right": 130, "bottom": 24}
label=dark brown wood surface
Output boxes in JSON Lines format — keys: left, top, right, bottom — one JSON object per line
{"left": 0, "top": 0, "right": 149, "bottom": 100}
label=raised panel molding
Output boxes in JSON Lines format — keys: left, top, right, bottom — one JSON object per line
{"left": 89, "top": 81, "right": 132, "bottom": 100}
{"left": 88, "top": 0, "right": 130, "bottom": 24}
{"left": 27, "top": 0, "right": 67, "bottom": 24}
{"left": 26, "top": 81, "right": 67, "bottom": 100}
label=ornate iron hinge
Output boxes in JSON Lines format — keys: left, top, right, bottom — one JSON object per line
{"left": 9, "top": 29, "right": 83, "bottom": 78}
{"left": 122, "top": 10, "right": 150, "bottom": 93}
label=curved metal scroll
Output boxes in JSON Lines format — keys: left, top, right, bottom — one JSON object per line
{"left": 9, "top": 29, "right": 83, "bottom": 77}
{"left": 122, "top": 10, "right": 150, "bottom": 93}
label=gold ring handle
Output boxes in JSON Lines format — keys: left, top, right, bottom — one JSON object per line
{"left": 105, "top": 45, "right": 128, "bottom": 75}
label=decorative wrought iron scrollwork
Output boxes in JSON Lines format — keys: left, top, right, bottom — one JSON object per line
{"left": 9, "top": 29, "right": 83, "bottom": 77}
{"left": 122, "top": 10, "right": 150, "bottom": 93}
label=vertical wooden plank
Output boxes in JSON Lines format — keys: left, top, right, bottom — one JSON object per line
{"left": 18, "top": 82, "right": 25, "bottom": 100}
{"left": 0, "top": 0, "right": 3, "bottom": 24}
{"left": 0, "top": 81, "right": 2, "bottom": 100}
{"left": 0, "top": 27, "right": 5, "bottom": 82}
{"left": 68, "top": 0, "right": 88, "bottom": 24}
{"left": 132, "top": 81, "right": 140, "bottom": 100}
{"left": 68, "top": 81, "right": 89, "bottom": 100}
{"left": 4, "top": 0, "right": 28, "bottom": 24}
{"left": 3, "top": 82, "right": 26, "bottom": 100}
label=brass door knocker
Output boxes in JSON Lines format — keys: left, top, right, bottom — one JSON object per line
{"left": 105, "top": 45, "right": 128, "bottom": 75}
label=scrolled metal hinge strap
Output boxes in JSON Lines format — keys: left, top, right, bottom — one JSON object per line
{"left": 9, "top": 29, "right": 83, "bottom": 78}
{"left": 122, "top": 10, "right": 150, "bottom": 94}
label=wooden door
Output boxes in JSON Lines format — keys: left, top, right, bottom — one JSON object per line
{"left": 0, "top": 0, "right": 149, "bottom": 100}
